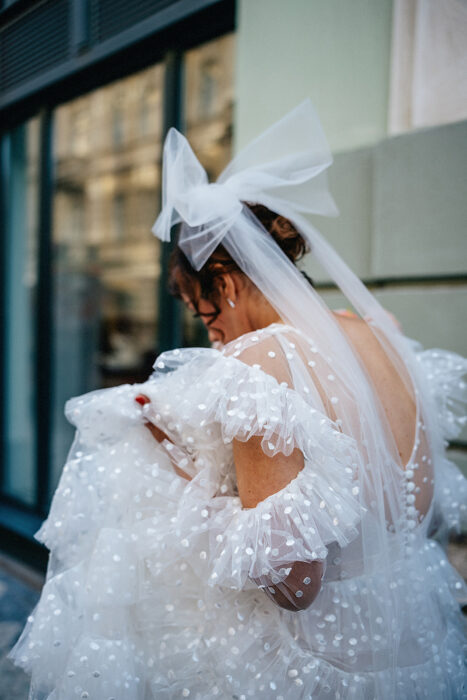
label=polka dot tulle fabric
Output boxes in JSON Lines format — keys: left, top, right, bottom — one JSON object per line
{"left": 8, "top": 324, "right": 467, "bottom": 699}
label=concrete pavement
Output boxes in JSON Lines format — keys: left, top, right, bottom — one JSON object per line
{"left": 0, "top": 554, "right": 43, "bottom": 700}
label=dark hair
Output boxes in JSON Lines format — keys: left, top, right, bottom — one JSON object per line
{"left": 168, "top": 202, "right": 313, "bottom": 326}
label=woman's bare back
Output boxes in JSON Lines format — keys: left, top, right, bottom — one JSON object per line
{"left": 333, "top": 312, "right": 433, "bottom": 518}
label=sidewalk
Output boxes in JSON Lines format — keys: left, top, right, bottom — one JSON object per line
{"left": 0, "top": 554, "right": 43, "bottom": 700}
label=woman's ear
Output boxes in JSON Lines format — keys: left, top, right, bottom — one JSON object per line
{"left": 216, "top": 273, "right": 238, "bottom": 304}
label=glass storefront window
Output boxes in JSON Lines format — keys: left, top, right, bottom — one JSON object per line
{"left": 182, "top": 32, "right": 235, "bottom": 346}
{"left": 0, "top": 33, "right": 234, "bottom": 509}
{"left": 3, "top": 118, "right": 40, "bottom": 505}
{"left": 50, "top": 64, "right": 165, "bottom": 499}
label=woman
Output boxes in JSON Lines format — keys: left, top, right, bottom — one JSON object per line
{"left": 9, "top": 101, "right": 466, "bottom": 699}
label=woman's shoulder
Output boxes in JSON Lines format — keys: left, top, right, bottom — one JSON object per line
{"left": 222, "top": 322, "right": 305, "bottom": 385}
{"left": 223, "top": 322, "right": 309, "bottom": 359}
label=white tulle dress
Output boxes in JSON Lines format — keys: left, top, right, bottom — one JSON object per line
{"left": 8, "top": 322, "right": 467, "bottom": 699}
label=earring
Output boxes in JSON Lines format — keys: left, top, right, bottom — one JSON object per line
{"left": 227, "top": 298, "right": 236, "bottom": 308}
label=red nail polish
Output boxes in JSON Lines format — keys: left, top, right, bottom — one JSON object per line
{"left": 135, "top": 395, "right": 150, "bottom": 406}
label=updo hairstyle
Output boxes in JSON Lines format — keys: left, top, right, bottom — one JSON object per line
{"left": 168, "top": 203, "right": 312, "bottom": 324}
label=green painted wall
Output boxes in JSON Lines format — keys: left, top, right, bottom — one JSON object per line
{"left": 235, "top": 0, "right": 394, "bottom": 153}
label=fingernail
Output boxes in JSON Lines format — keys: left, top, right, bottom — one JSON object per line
{"left": 135, "top": 395, "right": 150, "bottom": 406}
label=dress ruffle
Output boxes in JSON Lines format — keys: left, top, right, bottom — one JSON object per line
{"left": 9, "top": 347, "right": 366, "bottom": 698}
{"left": 137, "top": 348, "right": 363, "bottom": 589}
{"left": 411, "top": 343, "right": 467, "bottom": 441}
{"left": 10, "top": 528, "right": 466, "bottom": 699}
{"left": 34, "top": 383, "right": 181, "bottom": 570}
{"left": 143, "top": 347, "right": 359, "bottom": 458}
{"left": 7, "top": 337, "right": 467, "bottom": 699}
{"left": 162, "top": 457, "right": 362, "bottom": 591}
{"left": 434, "top": 456, "right": 467, "bottom": 534}
{"left": 410, "top": 342, "right": 467, "bottom": 534}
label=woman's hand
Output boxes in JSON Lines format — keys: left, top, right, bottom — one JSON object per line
{"left": 135, "top": 394, "right": 171, "bottom": 443}
{"left": 135, "top": 394, "right": 192, "bottom": 481}
{"left": 251, "top": 560, "right": 323, "bottom": 612}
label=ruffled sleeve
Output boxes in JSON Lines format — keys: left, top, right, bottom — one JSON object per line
{"left": 410, "top": 341, "right": 467, "bottom": 441}
{"left": 141, "top": 336, "right": 363, "bottom": 601}
{"left": 408, "top": 339, "right": 467, "bottom": 533}
{"left": 170, "top": 446, "right": 362, "bottom": 594}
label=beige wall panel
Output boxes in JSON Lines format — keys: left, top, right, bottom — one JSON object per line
{"left": 373, "top": 286, "right": 467, "bottom": 356}
{"left": 318, "top": 284, "right": 467, "bottom": 355}
{"left": 301, "top": 147, "right": 373, "bottom": 282}
{"left": 372, "top": 120, "right": 467, "bottom": 277}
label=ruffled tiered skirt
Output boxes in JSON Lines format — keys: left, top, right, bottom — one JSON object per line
{"left": 8, "top": 338, "right": 467, "bottom": 699}
{"left": 8, "top": 380, "right": 466, "bottom": 699}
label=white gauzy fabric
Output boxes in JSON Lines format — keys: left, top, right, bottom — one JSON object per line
{"left": 8, "top": 100, "right": 467, "bottom": 699}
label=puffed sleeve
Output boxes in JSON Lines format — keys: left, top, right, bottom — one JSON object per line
{"left": 410, "top": 340, "right": 467, "bottom": 534}
{"left": 141, "top": 337, "right": 363, "bottom": 608}
{"left": 411, "top": 343, "right": 467, "bottom": 441}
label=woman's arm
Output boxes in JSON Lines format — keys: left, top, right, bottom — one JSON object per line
{"left": 137, "top": 393, "right": 323, "bottom": 609}
{"left": 233, "top": 436, "right": 323, "bottom": 611}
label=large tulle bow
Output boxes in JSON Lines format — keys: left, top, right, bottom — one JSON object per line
{"left": 151, "top": 99, "right": 339, "bottom": 270}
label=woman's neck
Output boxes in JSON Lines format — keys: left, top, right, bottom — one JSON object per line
{"left": 245, "top": 301, "right": 282, "bottom": 333}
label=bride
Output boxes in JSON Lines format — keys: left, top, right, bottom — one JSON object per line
{"left": 9, "top": 101, "right": 466, "bottom": 699}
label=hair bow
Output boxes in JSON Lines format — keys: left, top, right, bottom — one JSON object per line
{"left": 152, "top": 99, "right": 339, "bottom": 270}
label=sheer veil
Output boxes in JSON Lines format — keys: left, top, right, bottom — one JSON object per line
{"left": 152, "top": 100, "right": 442, "bottom": 695}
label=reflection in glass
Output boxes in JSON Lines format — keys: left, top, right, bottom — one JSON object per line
{"left": 50, "top": 64, "right": 165, "bottom": 500}
{"left": 182, "top": 33, "right": 235, "bottom": 346}
{"left": 3, "top": 119, "right": 40, "bottom": 505}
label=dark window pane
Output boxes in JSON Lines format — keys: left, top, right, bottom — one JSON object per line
{"left": 3, "top": 118, "right": 40, "bottom": 505}
{"left": 50, "top": 64, "right": 165, "bottom": 501}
